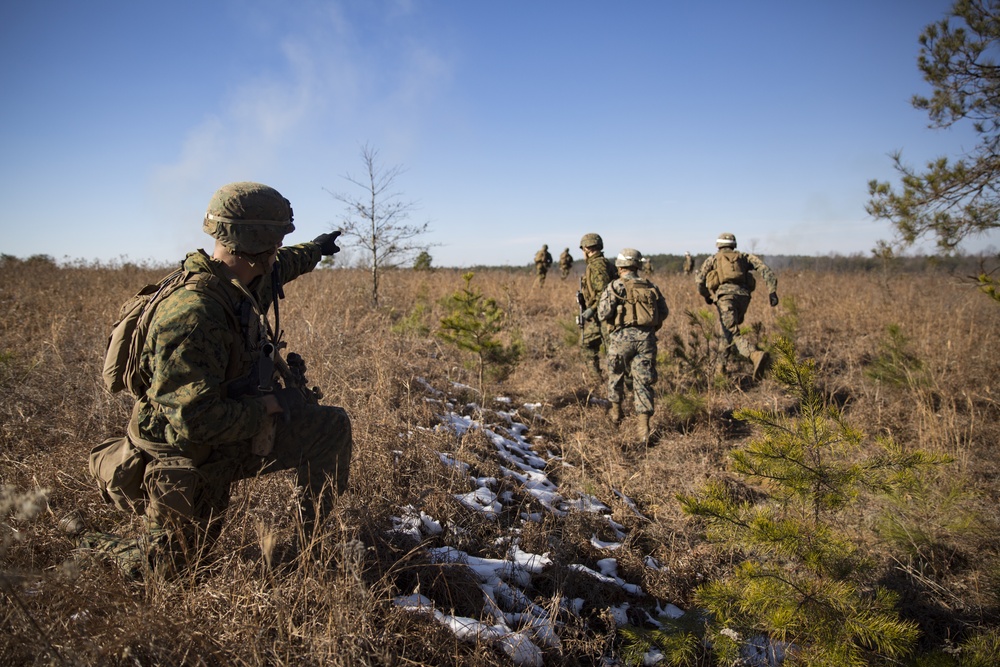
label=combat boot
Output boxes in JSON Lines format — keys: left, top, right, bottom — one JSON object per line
{"left": 751, "top": 350, "right": 772, "bottom": 381}
{"left": 637, "top": 413, "right": 651, "bottom": 443}
{"left": 608, "top": 402, "right": 622, "bottom": 425}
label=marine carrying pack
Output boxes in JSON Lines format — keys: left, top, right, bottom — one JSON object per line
{"left": 102, "top": 266, "right": 235, "bottom": 397}
{"left": 705, "top": 250, "right": 755, "bottom": 293}
{"left": 620, "top": 278, "right": 663, "bottom": 328}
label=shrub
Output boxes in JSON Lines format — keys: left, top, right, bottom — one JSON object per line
{"left": 668, "top": 338, "right": 949, "bottom": 665}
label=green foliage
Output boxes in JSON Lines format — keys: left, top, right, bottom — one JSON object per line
{"left": 972, "top": 262, "right": 1000, "bottom": 304}
{"left": 390, "top": 301, "right": 431, "bottom": 337}
{"left": 437, "top": 272, "right": 523, "bottom": 398}
{"left": 412, "top": 250, "right": 433, "bottom": 271}
{"left": 391, "top": 284, "right": 432, "bottom": 337}
{"left": 865, "top": 324, "right": 926, "bottom": 387}
{"left": 619, "top": 611, "right": 705, "bottom": 667}
{"left": 959, "top": 628, "right": 1000, "bottom": 666}
{"left": 673, "top": 338, "right": 950, "bottom": 665}
{"left": 866, "top": 0, "right": 1000, "bottom": 252}
{"left": 877, "top": 474, "right": 975, "bottom": 577}
{"left": 775, "top": 293, "right": 800, "bottom": 343}
{"left": 669, "top": 308, "right": 718, "bottom": 389}
{"left": 559, "top": 317, "right": 581, "bottom": 349}
{"left": 663, "top": 389, "right": 708, "bottom": 431}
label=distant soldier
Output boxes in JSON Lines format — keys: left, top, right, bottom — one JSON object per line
{"left": 577, "top": 233, "right": 618, "bottom": 385}
{"left": 682, "top": 251, "right": 694, "bottom": 275}
{"left": 534, "top": 244, "right": 553, "bottom": 286}
{"left": 559, "top": 248, "right": 573, "bottom": 279}
{"left": 598, "top": 248, "right": 669, "bottom": 443}
{"left": 695, "top": 232, "right": 778, "bottom": 380}
{"left": 640, "top": 257, "right": 654, "bottom": 276}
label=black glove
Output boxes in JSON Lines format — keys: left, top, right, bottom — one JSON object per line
{"left": 703, "top": 295, "right": 714, "bottom": 306}
{"left": 313, "top": 231, "right": 342, "bottom": 256}
{"left": 769, "top": 292, "right": 779, "bottom": 307}
{"left": 273, "top": 387, "right": 305, "bottom": 423}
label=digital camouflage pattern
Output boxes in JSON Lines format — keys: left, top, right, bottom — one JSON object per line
{"left": 80, "top": 241, "right": 353, "bottom": 576}
{"left": 598, "top": 273, "right": 668, "bottom": 416}
{"left": 695, "top": 249, "right": 778, "bottom": 371}
{"left": 580, "top": 251, "right": 618, "bottom": 382}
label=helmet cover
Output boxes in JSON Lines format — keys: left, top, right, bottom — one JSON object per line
{"left": 716, "top": 232, "right": 737, "bottom": 249}
{"left": 615, "top": 248, "right": 643, "bottom": 269}
{"left": 579, "top": 233, "right": 603, "bottom": 250}
{"left": 202, "top": 182, "right": 295, "bottom": 255}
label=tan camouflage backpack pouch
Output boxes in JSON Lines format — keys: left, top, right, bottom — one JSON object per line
{"left": 621, "top": 278, "right": 662, "bottom": 328}
{"left": 708, "top": 250, "right": 755, "bottom": 292}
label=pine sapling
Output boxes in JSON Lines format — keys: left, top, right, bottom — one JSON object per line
{"left": 437, "top": 272, "right": 523, "bottom": 408}
{"left": 673, "top": 337, "right": 948, "bottom": 665}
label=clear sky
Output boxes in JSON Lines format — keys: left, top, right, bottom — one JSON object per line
{"left": 2, "top": 0, "right": 997, "bottom": 267}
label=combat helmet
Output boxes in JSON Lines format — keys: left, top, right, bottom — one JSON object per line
{"left": 615, "top": 248, "right": 642, "bottom": 269}
{"left": 203, "top": 182, "right": 295, "bottom": 259}
{"left": 716, "top": 232, "right": 737, "bottom": 249}
{"left": 580, "top": 233, "right": 603, "bottom": 250}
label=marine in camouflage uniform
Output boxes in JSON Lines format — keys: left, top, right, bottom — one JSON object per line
{"left": 577, "top": 233, "right": 618, "bottom": 385}
{"left": 695, "top": 232, "right": 779, "bottom": 380}
{"left": 597, "top": 249, "right": 668, "bottom": 442}
{"left": 558, "top": 248, "right": 573, "bottom": 279}
{"left": 682, "top": 251, "right": 694, "bottom": 275}
{"left": 533, "top": 244, "right": 553, "bottom": 286}
{"left": 75, "top": 182, "right": 351, "bottom": 576}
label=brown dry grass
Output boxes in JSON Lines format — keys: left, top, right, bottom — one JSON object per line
{"left": 1, "top": 255, "right": 999, "bottom": 665}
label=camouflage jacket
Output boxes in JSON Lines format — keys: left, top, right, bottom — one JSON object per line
{"left": 534, "top": 250, "right": 553, "bottom": 267}
{"left": 581, "top": 253, "right": 618, "bottom": 309}
{"left": 695, "top": 250, "right": 777, "bottom": 299}
{"left": 135, "top": 243, "right": 322, "bottom": 451}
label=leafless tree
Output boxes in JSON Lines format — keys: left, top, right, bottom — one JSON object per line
{"left": 327, "top": 143, "right": 433, "bottom": 305}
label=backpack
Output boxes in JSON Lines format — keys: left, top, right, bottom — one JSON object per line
{"left": 102, "top": 268, "right": 236, "bottom": 397}
{"left": 620, "top": 278, "right": 664, "bottom": 328}
{"left": 705, "top": 250, "right": 755, "bottom": 292}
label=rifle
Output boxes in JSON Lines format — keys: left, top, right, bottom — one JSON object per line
{"left": 235, "top": 344, "right": 322, "bottom": 456}
{"left": 575, "top": 278, "right": 587, "bottom": 329}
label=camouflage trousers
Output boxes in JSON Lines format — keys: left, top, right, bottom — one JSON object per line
{"left": 607, "top": 327, "right": 658, "bottom": 415}
{"left": 715, "top": 293, "right": 755, "bottom": 364}
{"left": 581, "top": 318, "right": 612, "bottom": 383}
{"left": 79, "top": 403, "right": 352, "bottom": 576}
{"left": 534, "top": 265, "right": 549, "bottom": 286}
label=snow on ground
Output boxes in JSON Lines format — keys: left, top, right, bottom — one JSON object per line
{"left": 389, "top": 379, "right": 672, "bottom": 665}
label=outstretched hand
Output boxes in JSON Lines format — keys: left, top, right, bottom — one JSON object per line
{"left": 313, "top": 231, "right": 342, "bottom": 256}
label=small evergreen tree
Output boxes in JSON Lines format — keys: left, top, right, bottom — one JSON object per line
{"left": 670, "top": 337, "right": 948, "bottom": 665}
{"left": 437, "top": 272, "right": 523, "bottom": 406}
{"left": 412, "top": 250, "right": 433, "bottom": 271}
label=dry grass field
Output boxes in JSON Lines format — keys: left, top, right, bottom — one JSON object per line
{"left": 1, "top": 254, "right": 999, "bottom": 665}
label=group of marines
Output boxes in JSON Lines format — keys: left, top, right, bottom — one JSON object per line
{"left": 568, "top": 232, "right": 778, "bottom": 443}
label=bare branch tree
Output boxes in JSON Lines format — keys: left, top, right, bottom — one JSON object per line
{"left": 327, "top": 143, "right": 434, "bottom": 305}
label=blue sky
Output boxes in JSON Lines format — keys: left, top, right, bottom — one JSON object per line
{"left": 2, "top": 0, "right": 997, "bottom": 267}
